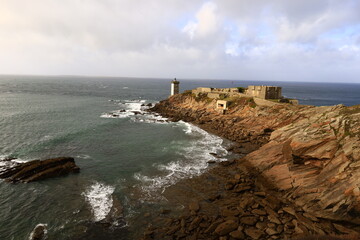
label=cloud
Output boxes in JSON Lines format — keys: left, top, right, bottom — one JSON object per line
{"left": 183, "top": 2, "right": 219, "bottom": 39}
{"left": 0, "top": 0, "right": 359, "bottom": 82}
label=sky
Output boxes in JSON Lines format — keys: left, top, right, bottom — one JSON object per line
{"left": 0, "top": 0, "right": 360, "bottom": 82}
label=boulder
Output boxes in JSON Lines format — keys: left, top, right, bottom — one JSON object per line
{"left": 244, "top": 227, "right": 263, "bottom": 239}
{"left": 29, "top": 224, "right": 47, "bottom": 240}
{"left": 214, "top": 220, "right": 238, "bottom": 235}
{"left": 240, "top": 216, "right": 258, "bottom": 225}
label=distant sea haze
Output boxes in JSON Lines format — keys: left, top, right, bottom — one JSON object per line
{"left": 0, "top": 75, "right": 359, "bottom": 239}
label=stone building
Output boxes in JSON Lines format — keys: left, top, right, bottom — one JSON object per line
{"left": 245, "top": 86, "right": 282, "bottom": 99}
{"left": 191, "top": 85, "right": 283, "bottom": 100}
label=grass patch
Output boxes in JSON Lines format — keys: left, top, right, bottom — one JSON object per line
{"left": 341, "top": 105, "right": 360, "bottom": 115}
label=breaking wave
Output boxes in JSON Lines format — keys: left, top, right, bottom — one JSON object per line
{"left": 82, "top": 182, "right": 115, "bottom": 222}
{"left": 134, "top": 121, "right": 229, "bottom": 200}
{"left": 101, "top": 99, "right": 168, "bottom": 124}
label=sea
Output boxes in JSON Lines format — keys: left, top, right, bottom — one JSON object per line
{"left": 0, "top": 75, "right": 359, "bottom": 240}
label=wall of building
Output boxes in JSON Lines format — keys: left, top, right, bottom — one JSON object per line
{"left": 246, "top": 85, "right": 282, "bottom": 99}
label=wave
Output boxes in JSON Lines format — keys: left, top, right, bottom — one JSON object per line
{"left": 0, "top": 155, "right": 29, "bottom": 171}
{"left": 134, "top": 122, "right": 228, "bottom": 200}
{"left": 82, "top": 182, "right": 115, "bottom": 222}
{"left": 76, "top": 154, "right": 91, "bottom": 159}
{"left": 101, "top": 100, "right": 169, "bottom": 124}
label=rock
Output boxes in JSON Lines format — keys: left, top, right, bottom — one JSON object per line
{"left": 254, "top": 191, "right": 266, "bottom": 197}
{"left": 1, "top": 157, "right": 16, "bottom": 161}
{"left": 256, "top": 221, "right": 267, "bottom": 230}
{"left": 234, "top": 174, "right": 241, "bottom": 181}
{"left": 252, "top": 209, "right": 267, "bottom": 215}
{"left": 160, "top": 208, "right": 171, "bottom": 214}
{"left": 233, "top": 184, "right": 251, "bottom": 193}
{"left": 29, "top": 224, "right": 47, "bottom": 240}
{"left": 214, "top": 220, "right": 238, "bottom": 236}
{"left": 302, "top": 212, "right": 318, "bottom": 222}
{"left": 219, "top": 160, "right": 235, "bottom": 166}
{"left": 276, "top": 225, "right": 284, "bottom": 234}
{"left": 103, "top": 196, "right": 124, "bottom": 225}
{"left": 240, "top": 216, "right": 258, "bottom": 225}
{"left": 207, "top": 160, "right": 216, "bottom": 164}
{"left": 221, "top": 207, "right": 240, "bottom": 217}
{"left": 333, "top": 223, "right": 359, "bottom": 235}
{"left": 229, "top": 230, "right": 245, "bottom": 239}
{"left": 204, "top": 219, "right": 223, "bottom": 234}
{"left": 265, "top": 227, "right": 278, "bottom": 235}
{"left": 209, "top": 152, "right": 220, "bottom": 158}
{"left": 244, "top": 227, "right": 263, "bottom": 239}
{"left": 283, "top": 207, "right": 296, "bottom": 216}
{"left": 189, "top": 201, "right": 200, "bottom": 212}
{"left": 0, "top": 157, "right": 80, "bottom": 183}
{"left": 268, "top": 214, "right": 282, "bottom": 225}
{"left": 225, "top": 182, "right": 235, "bottom": 190}
{"left": 189, "top": 216, "right": 202, "bottom": 231}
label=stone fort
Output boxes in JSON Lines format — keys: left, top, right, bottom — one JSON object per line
{"left": 191, "top": 85, "right": 282, "bottom": 100}
{"left": 189, "top": 85, "right": 298, "bottom": 111}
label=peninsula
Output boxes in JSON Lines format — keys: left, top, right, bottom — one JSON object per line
{"left": 142, "top": 84, "right": 360, "bottom": 240}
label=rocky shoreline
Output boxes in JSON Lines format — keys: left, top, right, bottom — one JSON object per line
{"left": 139, "top": 93, "right": 360, "bottom": 239}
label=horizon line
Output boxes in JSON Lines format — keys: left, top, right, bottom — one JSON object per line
{"left": 0, "top": 73, "right": 359, "bottom": 84}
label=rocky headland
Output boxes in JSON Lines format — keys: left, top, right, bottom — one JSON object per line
{"left": 141, "top": 92, "right": 360, "bottom": 239}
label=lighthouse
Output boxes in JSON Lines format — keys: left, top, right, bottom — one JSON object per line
{"left": 171, "top": 78, "right": 180, "bottom": 96}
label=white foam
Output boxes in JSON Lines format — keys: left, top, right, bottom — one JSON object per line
{"left": 0, "top": 155, "right": 24, "bottom": 171}
{"left": 134, "top": 122, "right": 229, "bottom": 200}
{"left": 82, "top": 182, "right": 115, "bottom": 222}
{"left": 76, "top": 154, "right": 91, "bottom": 159}
{"left": 101, "top": 100, "right": 169, "bottom": 124}
{"left": 100, "top": 109, "right": 135, "bottom": 119}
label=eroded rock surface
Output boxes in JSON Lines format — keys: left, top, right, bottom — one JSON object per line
{"left": 0, "top": 157, "right": 80, "bottom": 183}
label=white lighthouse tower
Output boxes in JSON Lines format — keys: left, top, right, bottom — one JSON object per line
{"left": 170, "top": 78, "right": 180, "bottom": 96}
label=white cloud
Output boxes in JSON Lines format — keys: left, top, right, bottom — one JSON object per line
{"left": 0, "top": 0, "right": 359, "bottom": 82}
{"left": 182, "top": 2, "right": 219, "bottom": 39}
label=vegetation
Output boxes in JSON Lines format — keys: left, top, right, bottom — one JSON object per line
{"left": 237, "top": 87, "right": 246, "bottom": 93}
{"left": 183, "top": 90, "right": 192, "bottom": 96}
{"left": 221, "top": 96, "right": 257, "bottom": 109}
{"left": 341, "top": 105, "right": 360, "bottom": 115}
{"left": 194, "top": 92, "right": 212, "bottom": 103}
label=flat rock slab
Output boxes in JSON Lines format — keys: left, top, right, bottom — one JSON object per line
{"left": 0, "top": 157, "right": 80, "bottom": 183}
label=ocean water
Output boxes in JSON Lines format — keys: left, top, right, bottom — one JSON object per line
{"left": 0, "top": 75, "right": 359, "bottom": 239}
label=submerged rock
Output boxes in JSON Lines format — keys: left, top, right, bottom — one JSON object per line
{"left": 0, "top": 157, "right": 80, "bottom": 183}
{"left": 28, "top": 224, "right": 47, "bottom": 240}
